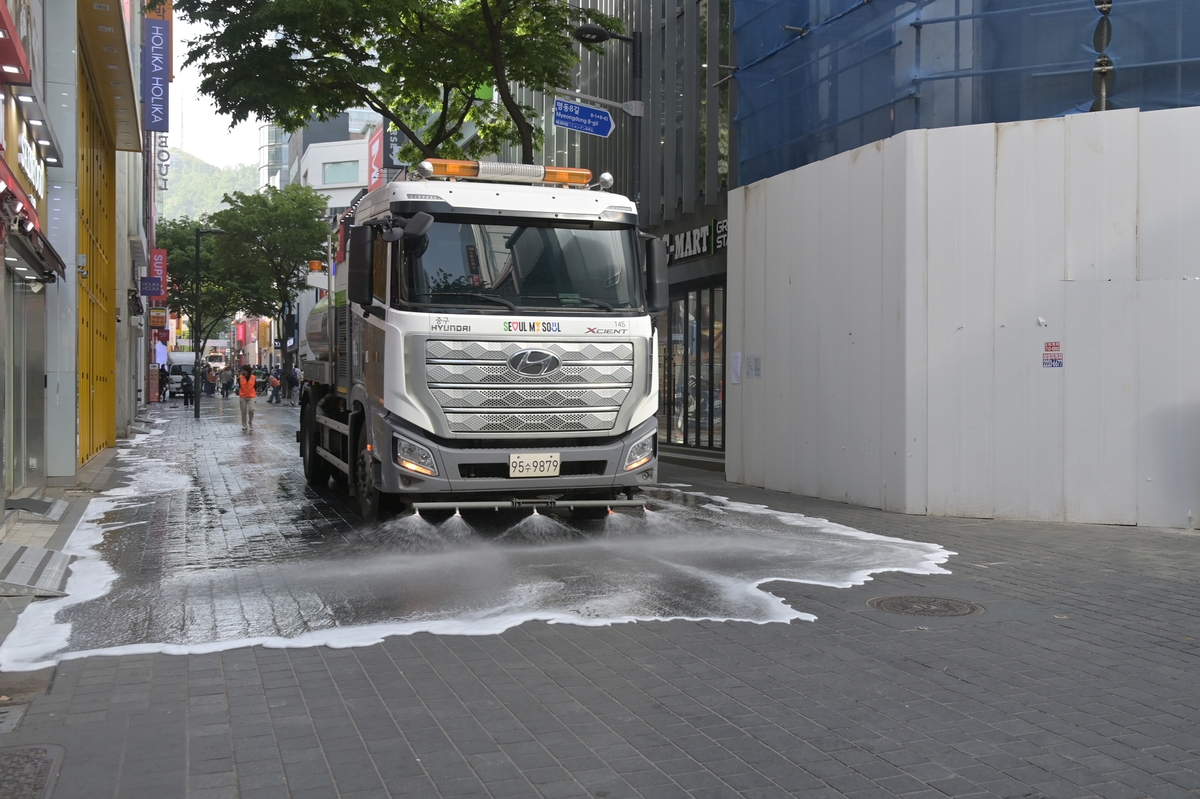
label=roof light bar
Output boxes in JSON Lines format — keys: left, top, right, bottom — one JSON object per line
{"left": 416, "top": 159, "right": 592, "bottom": 186}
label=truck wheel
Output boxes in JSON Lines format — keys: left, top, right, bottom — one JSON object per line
{"left": 301, "top": 403, "right": 332, "bottom": 488}
{"left": 354, "top": 426, "right": 381, "bottom": 522}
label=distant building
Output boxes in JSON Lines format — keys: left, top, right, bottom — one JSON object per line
{"left": 258, "top": 124, "right": 287, "bottom": 190}
{"left": 299, "top": 139, "right": 369, "bottom": 223}
{"left": 263, "top": 111, "right": 378, "bottom": 366}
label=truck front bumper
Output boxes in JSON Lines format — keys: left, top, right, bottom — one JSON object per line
{"left": 375, "top": 416, "right": 659, "bottom": 497}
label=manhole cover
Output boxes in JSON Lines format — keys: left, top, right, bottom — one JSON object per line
{"left": 0, "top": 745, "right": 63, "bottom": 799}
{"left": 869, "top": 596, "right": 982, "bottom": 617}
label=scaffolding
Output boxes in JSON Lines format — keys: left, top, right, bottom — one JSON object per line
{"left": 733, "top": 0, "right": 1200, "bottom": 184}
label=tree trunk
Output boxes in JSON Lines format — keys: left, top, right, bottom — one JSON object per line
{"left": 479, "top": 0, "right": 536, "bottom": 164}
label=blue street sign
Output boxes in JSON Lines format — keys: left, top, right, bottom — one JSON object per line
{"left": 553, "top": 99, "right": 614, "bottom": 138}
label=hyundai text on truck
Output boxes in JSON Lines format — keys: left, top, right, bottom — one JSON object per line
{"left": 298, "top": 159, "right": 669, "bottom": 519}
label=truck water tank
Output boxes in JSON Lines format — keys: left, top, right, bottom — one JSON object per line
{"left": 305, "top": 296, "right": 332, "bottom": 360}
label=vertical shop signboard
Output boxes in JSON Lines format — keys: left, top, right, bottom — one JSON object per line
{"left": 382, "top": 126, "right": 404, "bottom": 169}
{"left": 150, "top": 248, "right": 168, "bottom": 305}
{"left": 142, "top": 16, "right": 171, "bottom": 132}
{"left": 368, "top": 125, "right": 385, "bottom": 191}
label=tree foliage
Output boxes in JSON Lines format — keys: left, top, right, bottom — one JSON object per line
{"left": 159, "top": 185, "right": 328, "bottom": 362}
{"left": 209, "top": 184, "right": 330, "bottom": 337}
{"left": 170, "top": 0, "right": 620, "bottom": 163}
{"left": 157, "top": 216, "right": 247, "bottom": 357}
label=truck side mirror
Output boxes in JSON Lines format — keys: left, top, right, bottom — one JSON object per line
{"left": 404, "top": 212, "right": 434, "bottom": 238}
{"left": 347, "top": 225, "right": 374, "bottom": 307}
{"left": 645, "top": 238, "right": 669, "bottom": 315}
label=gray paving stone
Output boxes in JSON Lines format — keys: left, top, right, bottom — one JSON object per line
{"left": 6, "top": 429, "right": 1200, "bottom": 799}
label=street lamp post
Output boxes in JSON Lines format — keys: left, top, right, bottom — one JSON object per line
{"left": 573, "top": 24, "right": 642, "bottom": 212}
{"left": 193, "top": 227, "right": 225, "bottom": 420}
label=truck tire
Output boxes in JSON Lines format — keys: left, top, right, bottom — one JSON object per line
{"left": 354, "top": 426, "right": 381, "bottom": 522}
{"left": 301, "top": 402, "right": 332, "bottom": 488}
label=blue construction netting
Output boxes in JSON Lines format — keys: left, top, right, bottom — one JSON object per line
{"left": 733, "top": 0, "right": 1200, "bottom": 186}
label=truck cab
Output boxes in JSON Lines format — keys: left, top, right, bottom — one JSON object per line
{"left": 299, "top": 159, "right": 669, "bottom": 519}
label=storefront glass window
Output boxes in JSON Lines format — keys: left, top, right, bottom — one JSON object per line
{"left": 669, "top": 300, "right": 686, "bottom": 444}
{"left": 687, "top": 292, "right": 700, "bottom": 446}
{"left": 661, "top": 283, "right": 725, "bottom": 450}
{"left": 4, "top": 252, "right": 46, "bottom": 495}
{"left": 712, "top": 287, "right": 724, "bottom": 448}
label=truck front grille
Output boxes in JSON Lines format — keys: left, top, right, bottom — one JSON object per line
{"left": 427, "top": 340, "right": 633, "bottom": 433}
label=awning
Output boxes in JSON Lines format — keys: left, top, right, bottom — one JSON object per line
{"left": 77, "top": 2, "right": 142, "bottom": 153}
{"left": 0, "top": 2, "right": 33, "bottom": 86}
{"left": 7, "top": 222, "right": 67, "bottom": 280}
{"left": 0, "top": 156, "right": 39, "bottom": 231}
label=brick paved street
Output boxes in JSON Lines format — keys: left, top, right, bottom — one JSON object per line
{"left": 0, "top": 401, "right": 1197, "bottom": 798}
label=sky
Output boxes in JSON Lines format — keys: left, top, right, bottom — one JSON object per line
{"left": 168, "top": 18, "right": 261, "bottom": 169}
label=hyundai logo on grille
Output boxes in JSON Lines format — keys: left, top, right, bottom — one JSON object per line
{"left": 508, "top": 349, "right": 562, "bottom": 376}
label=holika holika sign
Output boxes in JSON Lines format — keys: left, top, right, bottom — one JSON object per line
{"left": 142, "top": 17, "right": 170, "bottom": 132}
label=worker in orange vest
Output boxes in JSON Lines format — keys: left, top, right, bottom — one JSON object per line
{"left": 238, "top": 365, "right": 257, "bottom": 431}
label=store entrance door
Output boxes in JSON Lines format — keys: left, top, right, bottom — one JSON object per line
{"left": 658, "top": 283, "right": 725, "bottom": 451}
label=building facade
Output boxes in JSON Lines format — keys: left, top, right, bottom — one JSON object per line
{"left": 0, "top": 0, "right": 68, "bottom": 503}
{"left": 724, "top": 0, "right": 1200, "bottom": 526}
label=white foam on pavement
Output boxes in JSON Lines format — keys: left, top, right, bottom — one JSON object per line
{"left": 0, "top": 477, "right": 953, "bottom": 671}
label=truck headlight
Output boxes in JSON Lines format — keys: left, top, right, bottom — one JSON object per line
{"left": 624, "top": 431, "right": 656, "bottom": 471}
{"left": 394, "top": 435, "right": 438, "bottom": 477}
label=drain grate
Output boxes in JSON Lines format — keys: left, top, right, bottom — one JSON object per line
{"left": 869, "top": 596, "right": 983, "bottom": 617}
{"left": 0, "top": 706, "right": 27, "bottom": 734}
{"left": 0, "top": 745, "right": 63, "bottom": 799}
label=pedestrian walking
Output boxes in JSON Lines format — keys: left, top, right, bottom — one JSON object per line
{"left": 206, "top": 367, "right": 218, "bottom": 396}
{"left": 220, "top": 367, "right": 234, "bottom": 399}
{"left": 158, "top": 366, "right": 170, "bottom": 402}
{"left": 268, "top": 367, "right": 282, "bottom": 404}
{"left": 180, "top": 372, "right": 194, "bottom": 408}
{"left": 285, "top": 367, "right": 300, "bottom": 406}
{"left": 237, "top": 365, "right": 257, "bottom": 431}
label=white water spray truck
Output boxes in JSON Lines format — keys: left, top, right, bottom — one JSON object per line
{"left": 298, "top": 159, "right": 669, "bottom": 519}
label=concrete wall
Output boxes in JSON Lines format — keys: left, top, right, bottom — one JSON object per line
{"left": 727, "top": 106, "right": 1200, "bottom": 528}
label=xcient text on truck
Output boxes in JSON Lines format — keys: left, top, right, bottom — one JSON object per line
{"left": 297, "top": 159, "right": 670, "bottom": 519}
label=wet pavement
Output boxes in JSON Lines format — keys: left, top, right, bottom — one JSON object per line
{"left": 0, "top": 399, "right": 1196, "bottom": 798}
{"left": 0, "top": 400, "right": 949, "bottom": 669}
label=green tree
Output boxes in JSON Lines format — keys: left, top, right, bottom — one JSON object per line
{"left": 158, "top": 216, "right": 250, "bottom": 362}
{"left": 209, "top": 184, "right": 330, "bottom": 370}
{"left": 169, "top": 0, "right": 619, "bottom": 163}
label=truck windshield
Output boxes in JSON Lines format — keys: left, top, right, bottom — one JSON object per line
{"left": 400, "top": 217, "right": 642, "bottom": 312}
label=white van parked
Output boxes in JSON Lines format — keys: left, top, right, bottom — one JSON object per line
{"left": 166, "top": 352, "right": 197, "bottom": 398}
